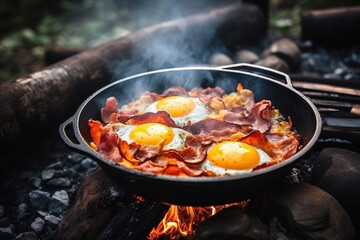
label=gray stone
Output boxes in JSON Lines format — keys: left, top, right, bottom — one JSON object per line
{"left": 81, "top": 158, "right": 97, "bottom": 170}
{"left": 47, "top": 177, "right": 71, "bottom": 187}
{"left": 28, "top": 190, "right": 50, "bottom": 211}
{"left": 255, "top": 55, "right": 289, "bottom": 73}
{"left": 45, "top": 161, "right": 62, "bottom": 170}
{"left": 49, "top": 190, "right": 69, "bottom": 214}
{"left": 0, "top": 205, "right": 3, "bottom": 218}
{"left": 262, "top": 38, "right": 302, "bottom": 71}
{"left": 29, "top": 177, "right": 42, "bottom": 188}
{"left": 30, "top": 217, "right": 45, "bottom": 233}
{"left": 208, "top": 53, "right": 233, "bottom": 66}
{"left": 265, "top": 182, "right": 355, "bottom": 240}
{"left": 15, "top": 231, "right": 37, "bottom": 240}
{"left": 41, "top": 169, "right": 55, "bottom": 181}
{"left": 234, "top": 49, "right": 259, "bottom": 63}
{"left": 44, "top": 215, "right": 61, "bottom": 226}
{"left": 311, "top": 148, "right": 360, "bottom": 225}
{"left": 194, "top": 206, "right": 268, "bottom": 240}
{"left": 0, "top": 226, "right": 13, "bottom": 239}
{"left": 17, "top": 203, "right": 28, "bottom": 221}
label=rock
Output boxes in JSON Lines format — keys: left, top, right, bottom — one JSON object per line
{"left": 30, "top": 217, "right": 45, "bottom": 233}
{"left": 194, "top": 206, "right": 268, "bottom": 240}
{"left": 41, "top": 169, "right": 55, "bottom": 181}
{"left": 29, "top": 177, "right": 42, "bottom": 188}
{"left": 81, "top": 158, "right": 97, "bottom": 170}
{"left": 49, "top": 190, "right": 69, "bottom": 214}
{"left": 28, "top": 190, "right": 50, "bottom": 211}
{"left": 254, "top": 55, "right": 290, "bottom": 73}
{"left": 264, "top": 182, "right": 355, "bottom": 240}
{"left": 45, "top": 161, "right": 62, "bottom": 170}
{"left": 262, "top": 38, "right": 302, "bottom": 71}
{"left": 17, "top": 203, "right": 29, "bottom": 221}
{"left": 311, "top": 148, "right": 360, "bottom": 224}
{"left": 47, "top": 177, "right": 71, "bottom": 187}
{"left": 208, "top": 53, "right": 233, "bottom": 66}
{"left": 0, "top": 205, "right": 3, "bottom": 218}
{"left": 0, "top": 226, "right": 14, "bottom": 239}
{"left": 44, "top": 215, "right": 61, "bottom": 227}
{"left": 234, "top": 50, "right": 259, "bottom": 63}
{"left": 15, "top": 231, "right": 37, "bottom": 240}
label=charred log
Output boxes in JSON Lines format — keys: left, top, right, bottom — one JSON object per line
{"left": 301, "top": 6, "right": 360, "bottom": 46}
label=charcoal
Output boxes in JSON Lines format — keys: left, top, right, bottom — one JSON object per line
{"left": 264, "top": 182, "right": 355, "bottom": 240}
{"left": 28, "top": 190, "right": 50, "bottom": 211}
{"left": 194, "top": 206, "right": 267, "bottom": 240}
{"left": 15, "top": 232, "right": 37, "bottom": 240}
{"left": 80, "top": 158, "right": 97, "bottom": 170}
{"left": 45, "top": 161, "right": 63, "bottom": 170}
{"left": 234, "top": 49, "right": 259, "bottom": 63}
{"left": 311, "top": 148, "right": 360, "bottom": 224}
{"left": 208, "top": 53, "right": 233, "bottom": 66}
{"left": 30, "top": 217, "right": 44, "bottom": 233}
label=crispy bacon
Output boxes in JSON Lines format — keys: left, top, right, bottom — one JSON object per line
{"left": 101, "top": 97, "right": 119, "bottom": 123}
{"left": 185, "top": 118, "right": 251, "bottom": 143}
{"left": 162, "top": 86, "right": 188, "bottom": 97}
{"left": 224, "top": 100, "right": 272, "bottom": 133}
{"left": 111, "top": 108, "right": 139, "bottom": 123}
{"left": 189, "top": 86, "right": 225, "bottom": 105}
{"left": 240, "top": 130, "right": 300, "bottom": 161}
{"left": 96, "top": 125, "right": 122, "bottom": 163}
{"left": 125, "top": 111, "right": 177, "bottom": 127}
{"left": 88, "top": 119, "right": 102, "bottom": 145}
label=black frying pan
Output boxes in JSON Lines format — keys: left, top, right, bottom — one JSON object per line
{"left": 59, "top": 63, "right": 322, "bottom": 206}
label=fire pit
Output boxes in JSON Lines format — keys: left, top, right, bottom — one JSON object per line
{"left": 0, "top": 2, "right": 359, "bottom": 240}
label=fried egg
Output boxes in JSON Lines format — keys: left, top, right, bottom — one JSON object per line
{"left": 115, "top": 122, "right": 192, "bottom": 150}
{"left": 145, "top": 96, "right": 209, "bottom": 127}
{"left": 202, "top": 141, "right": 272, "bottom": 176}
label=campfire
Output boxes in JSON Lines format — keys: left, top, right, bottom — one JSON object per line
{"left": 148, "top": 202, "right": 248, "bottom": 240}
{"left": 0, "top": 1, "right": 359, "bottom": 240}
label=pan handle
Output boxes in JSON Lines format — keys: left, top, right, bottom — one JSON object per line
{"left": 217, "top": 63, "right": 292, "bottom": 87}
{"left": 59, "top": 116, "right": 85, "bottom": 152}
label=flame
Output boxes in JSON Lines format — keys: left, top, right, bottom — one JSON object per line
{"left": 148, "top": 201, "right": 249, "bottom": 240}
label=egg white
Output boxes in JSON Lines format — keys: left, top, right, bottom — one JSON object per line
{"left": 144, "top": 97, "right": 209, "bottom": 127}
{"left": 201, "top": 146, "right": 272, "bottom": 176}
{"left": 114, "top": 124, "right": 192, "bottom": 150}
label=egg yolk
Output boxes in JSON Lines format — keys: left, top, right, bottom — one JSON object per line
{"left": 129, "top": 123, "right": 175, "bottom": 146}
{"left": 207, "top": 141, "right": 260, "bottom": 170}
{"left": 156, "top": 96, "right": 195, "bottom": 117}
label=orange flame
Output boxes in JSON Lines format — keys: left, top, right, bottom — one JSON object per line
{"left": 148, "top": 201, "right": 249, "bottom": 240}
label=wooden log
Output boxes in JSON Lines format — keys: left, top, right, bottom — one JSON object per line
{"left": 301, "top": 6, "right": 360, "bottom": 46}
{"left": 49, "top": 167, "right": 128, "bottom": 240}
{"left": 0, "top": 3, "right": 266, "bottom": 151}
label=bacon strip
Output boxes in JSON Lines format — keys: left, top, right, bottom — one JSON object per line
{"left": 125, "top": 111, "right": 177, "bottom": 127}
{"left": 88, "top": 119, "right": 102, "bottom": 145}
{"left": 101, "top": 97, "right": 119, "bottom": 123}
{"left": 224, "top": 100, "right": 272, "bottom": 133}
{"left": 189, "top": 86, "right": 225, "bottom": 105}
{"left": 240, "top": 130, "right": 300, "bottom": 161}
{"left": 96, "top": 125, "right": 122, "bottom": 163}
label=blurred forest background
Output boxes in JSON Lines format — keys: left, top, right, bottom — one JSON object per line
{"left": 0, "top": 0, "right": 359, "bottom": 82}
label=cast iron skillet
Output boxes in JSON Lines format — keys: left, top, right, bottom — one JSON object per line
{"left": 59, "top": 63, "right": 322, "bottom": 206}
